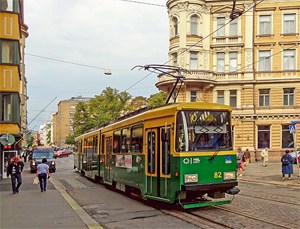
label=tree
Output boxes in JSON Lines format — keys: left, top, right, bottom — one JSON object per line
{"left": 88, "top": 87, "right": 132, "bottom": 127}
{"left": 46, "top": 130, "right": 51, "bottom": 145}
{"left": 73, "top": 101, "right": 94, "bottom": 135}
{"left": 147, "top": 91, "right": 167, "bottom": 107}
{"left": 65, "top": 135, "right": 75, "bottom": 145}
{"left": 127, "top": 96, "right": 148, "bottom": 111}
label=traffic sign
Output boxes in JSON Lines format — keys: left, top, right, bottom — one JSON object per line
{"left": 0, "top": 134, "right": 15, "bottom": 146}
{"left": 289, "top": 125, "right": 296, "bottom": 134}
{"left": 291, "top": 120, "right": 300, "bottom": 125}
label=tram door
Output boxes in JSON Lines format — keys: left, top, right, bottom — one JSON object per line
{"left": 104, "top": 137, "right": 113, "bottom": 184}
{"left": 145, "top": 127, "right": 171, "bottom": 199}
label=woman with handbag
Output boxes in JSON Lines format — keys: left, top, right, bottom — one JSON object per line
{"left": 36, "top": 158, "right": 50, "bottom": 192}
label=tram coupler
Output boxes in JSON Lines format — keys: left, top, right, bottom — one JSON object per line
{"left": 227, "top": 187, "right": 240, "bottom": 195}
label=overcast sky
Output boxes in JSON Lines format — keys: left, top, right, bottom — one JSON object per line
{"left": 24, "top": 0, "right": 169, "bottom": 131}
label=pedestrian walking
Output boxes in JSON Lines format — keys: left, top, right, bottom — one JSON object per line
{"left": 22, "top": 151, "right": 28, "bottom": 162}
{"left": 36, "top": 158, "right": 50, "bottom": 192}
{"left": 261, "top": 147, "right": 269, "bottom": 167}
{"left": 6, "top": 157, "right": 24, "bottom": 194}
{"left": 281, "top": 150, "right": 293, "bottom": 179}
{"left": 236, "top": 147, "right": 244, "bottom": 176}
{"left": 244, "top": 148, "right": 251, "bottom": 167}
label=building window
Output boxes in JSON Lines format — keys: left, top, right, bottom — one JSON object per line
{"left": 217, "top": 52, "right": 225, "bottom": 72}
{"left": 283, "top": 49, "right": 295, "bottom": 70}
{"left": 283, "top": 88, "right": 294, "bottom": 106}
{"left": 217, "top": 91, "right": 224, "bottom": 104}
{"left": 258, "top": 125, "right": 270, "bottom": 149}
{"left": 190, "top": 52, "right": 198, "bottom": 70}
{"left": 229, "top": 18, "right": 238, "bottom": 36}
{"left": 0, "top": 0, "right": 20, "bottom": 13}
{"left": 259, "top": 15, "right": 271, "bottom": 35}
{"left": 259, "top": 89, "right": 270, "bottom": 107}
{"left": 190, "top": 15, "right": 198, "bottom": 35}
{"left": 172, "top": 17, "right": 178, "bottom": 37}
{"left": 190, "top": 91, "right": 197, "bottom": 102}
{"left": 282, "top": 125, "right": 294, "bottom": 148}
{"left": 0, "top": 93, "right": 20, "bottom": 123}
{"left": 0, "top": 40, "right": 20, "bottom": 65}
{"left": 172, "top": 53, "right": 177, "bottom": 66}
{"left": 230, "top": 90, "right": 237, "bottom": 108}
{"left": 229, "top": 52, "right": 238, "bottom": 72}
{"left": 217, "top": 17, "right": 225, "bottom": 37}
{"left": 283, "top": 13, "right": 296, "bottom": 34}
{"left": 258, "top": 50, "right": 271, "bottom": 71}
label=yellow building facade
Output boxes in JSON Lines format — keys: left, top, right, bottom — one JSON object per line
{"left": 53, "top": 96, "right": 90, "bottom": 148}
{"left": 0, "top": 0, "right": 28, "bottom": 178}
{"left": 157, "top": 0, "right": 300, "bottom": 160}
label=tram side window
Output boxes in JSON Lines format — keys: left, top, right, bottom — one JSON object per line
{"left": 147, "top": 132, "right": 156, "bottom": 174}
{"left": 162, "top": 128, "right": 170, "bottom": 175}
{"left": 131, "top": 124, "right": 143, "bottom": 153}
{"left": 121, "top": 128, "right": 131, "bottom": 153}
{"left": 113, "top": 130, "right": 121, "bottom": 153}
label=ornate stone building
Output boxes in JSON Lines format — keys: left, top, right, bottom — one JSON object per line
{"left": 156, "top": 0, "right": 300, "bottom": 159}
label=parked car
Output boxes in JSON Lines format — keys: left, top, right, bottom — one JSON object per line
{"left": 30, "top": 147, "right": 56, "bottom": 173}
{"left": 54, "top": 149, "right": 73, "bottom": 158}
{"left": 289, "top": 149, "right": 300, "bottom": 164}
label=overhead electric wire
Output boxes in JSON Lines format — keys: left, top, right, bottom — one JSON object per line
{"left": 118, "top": 0, "right": 165, "bottom": 7}
{"left": 124, "top": 0, "right": 265, "bottom": 91}
{"left": 233, "top": 43, "right": 299, "bottom": 73}
{"left": 26, "top": 53, "right": 110, "bottom": 71}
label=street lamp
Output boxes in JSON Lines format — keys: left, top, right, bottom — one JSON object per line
{"left": 104, "top": 69, "right": 112, "bottom": 75}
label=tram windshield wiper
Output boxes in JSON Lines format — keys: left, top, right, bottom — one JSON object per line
{"left": 209, "top": 150, "right": 219, "bottom": 161}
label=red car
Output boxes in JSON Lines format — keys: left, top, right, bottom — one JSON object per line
{"left": 54, "top": 149, "right": 73, "bottom": 158}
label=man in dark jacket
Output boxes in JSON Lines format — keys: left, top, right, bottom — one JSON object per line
{"left": 7, "top": 157, "right": 24, "bottom": 194}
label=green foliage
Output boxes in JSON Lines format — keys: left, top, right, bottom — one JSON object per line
{"left": 127, "top": 96, "right": 148, "bottom": 111}
{"left": 88, "top": 87, "right": 132, "bottom": 127}
{"left": 46, "top": 130, "right": 51, "bottom": 145}
{"left": 65, "top": 135, "right": 75, "bottom": 145}
{"left": 73, "top": 88, "right": 167, "bottom": 135}
{"left": 147, "top": 91, "right": 167, "bottom": 107}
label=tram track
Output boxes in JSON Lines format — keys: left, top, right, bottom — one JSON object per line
{"left": 238, "top": 192, "right": 300, "bottom": 206}
{"left": 163, "top": 203, "right": 297, "bottom": 229}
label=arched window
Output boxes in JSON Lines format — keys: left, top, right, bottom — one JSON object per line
{"left": 191, "top": 15, "right": 198, "bottom": 35}
{"left": 172, "top": 17, "right": 178, "bottom": 36}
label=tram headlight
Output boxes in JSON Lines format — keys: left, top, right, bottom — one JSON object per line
{"left": 223, "top": 172, "right": 235, "bottom": 180}
{"left": 184, "top": 174, "right": 198, "bottom": 183}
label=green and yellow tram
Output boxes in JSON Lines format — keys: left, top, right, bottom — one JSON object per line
{"left": 74, "top": 102, "right": 239, "bottom": 209}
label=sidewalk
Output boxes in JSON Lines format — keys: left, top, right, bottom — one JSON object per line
{"left": 238, "top": 161, "right": 300, "bottom": 188}
{"left": 0, "top": 163, "right": 102, "bottom": 229}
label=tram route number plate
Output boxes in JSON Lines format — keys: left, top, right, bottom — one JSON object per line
{"left": 183, "top": 158, "right": 200, "bottom": 164}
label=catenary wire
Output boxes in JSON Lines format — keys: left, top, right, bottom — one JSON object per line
{"left": 118, "top": 0, "right": 165, "bottom": 7}
{"left": 124, "top": 0, "right": 265, "bottom": 91}
{"left": 26, "top": 53, "right": 111, "bottom": 71}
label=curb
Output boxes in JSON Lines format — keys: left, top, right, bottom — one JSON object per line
{"left": 50, "top": 178, "right": 104, "bottom": 229}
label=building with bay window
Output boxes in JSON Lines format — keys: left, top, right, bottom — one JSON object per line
{"left": 0, "top": 0, "right": 28, "bottom": 178}
{"left": 157, "top": 0, "right": 300, "bottom": 160}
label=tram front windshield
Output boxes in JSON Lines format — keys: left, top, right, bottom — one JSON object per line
{"left": 175, "top": 110, "right": 232, "bottom": 152}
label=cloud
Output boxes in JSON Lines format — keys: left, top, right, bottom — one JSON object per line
{"left": 24, "top": 0, "right": 169, "bottom": 130}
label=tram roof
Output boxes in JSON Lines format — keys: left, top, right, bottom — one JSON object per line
{"left": 75, "top": 102, "right": 232, "bottom": 141}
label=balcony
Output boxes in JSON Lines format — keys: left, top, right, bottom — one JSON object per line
{"left": 211, "top": 36, "right": 243, "bottom": 47}
{"left": 256, "top": 70, "right": 300, "bottom": 81}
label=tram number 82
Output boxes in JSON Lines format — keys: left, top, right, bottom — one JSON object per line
{"left": 214, "top": 172, "right": 222, "bottom": 179}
